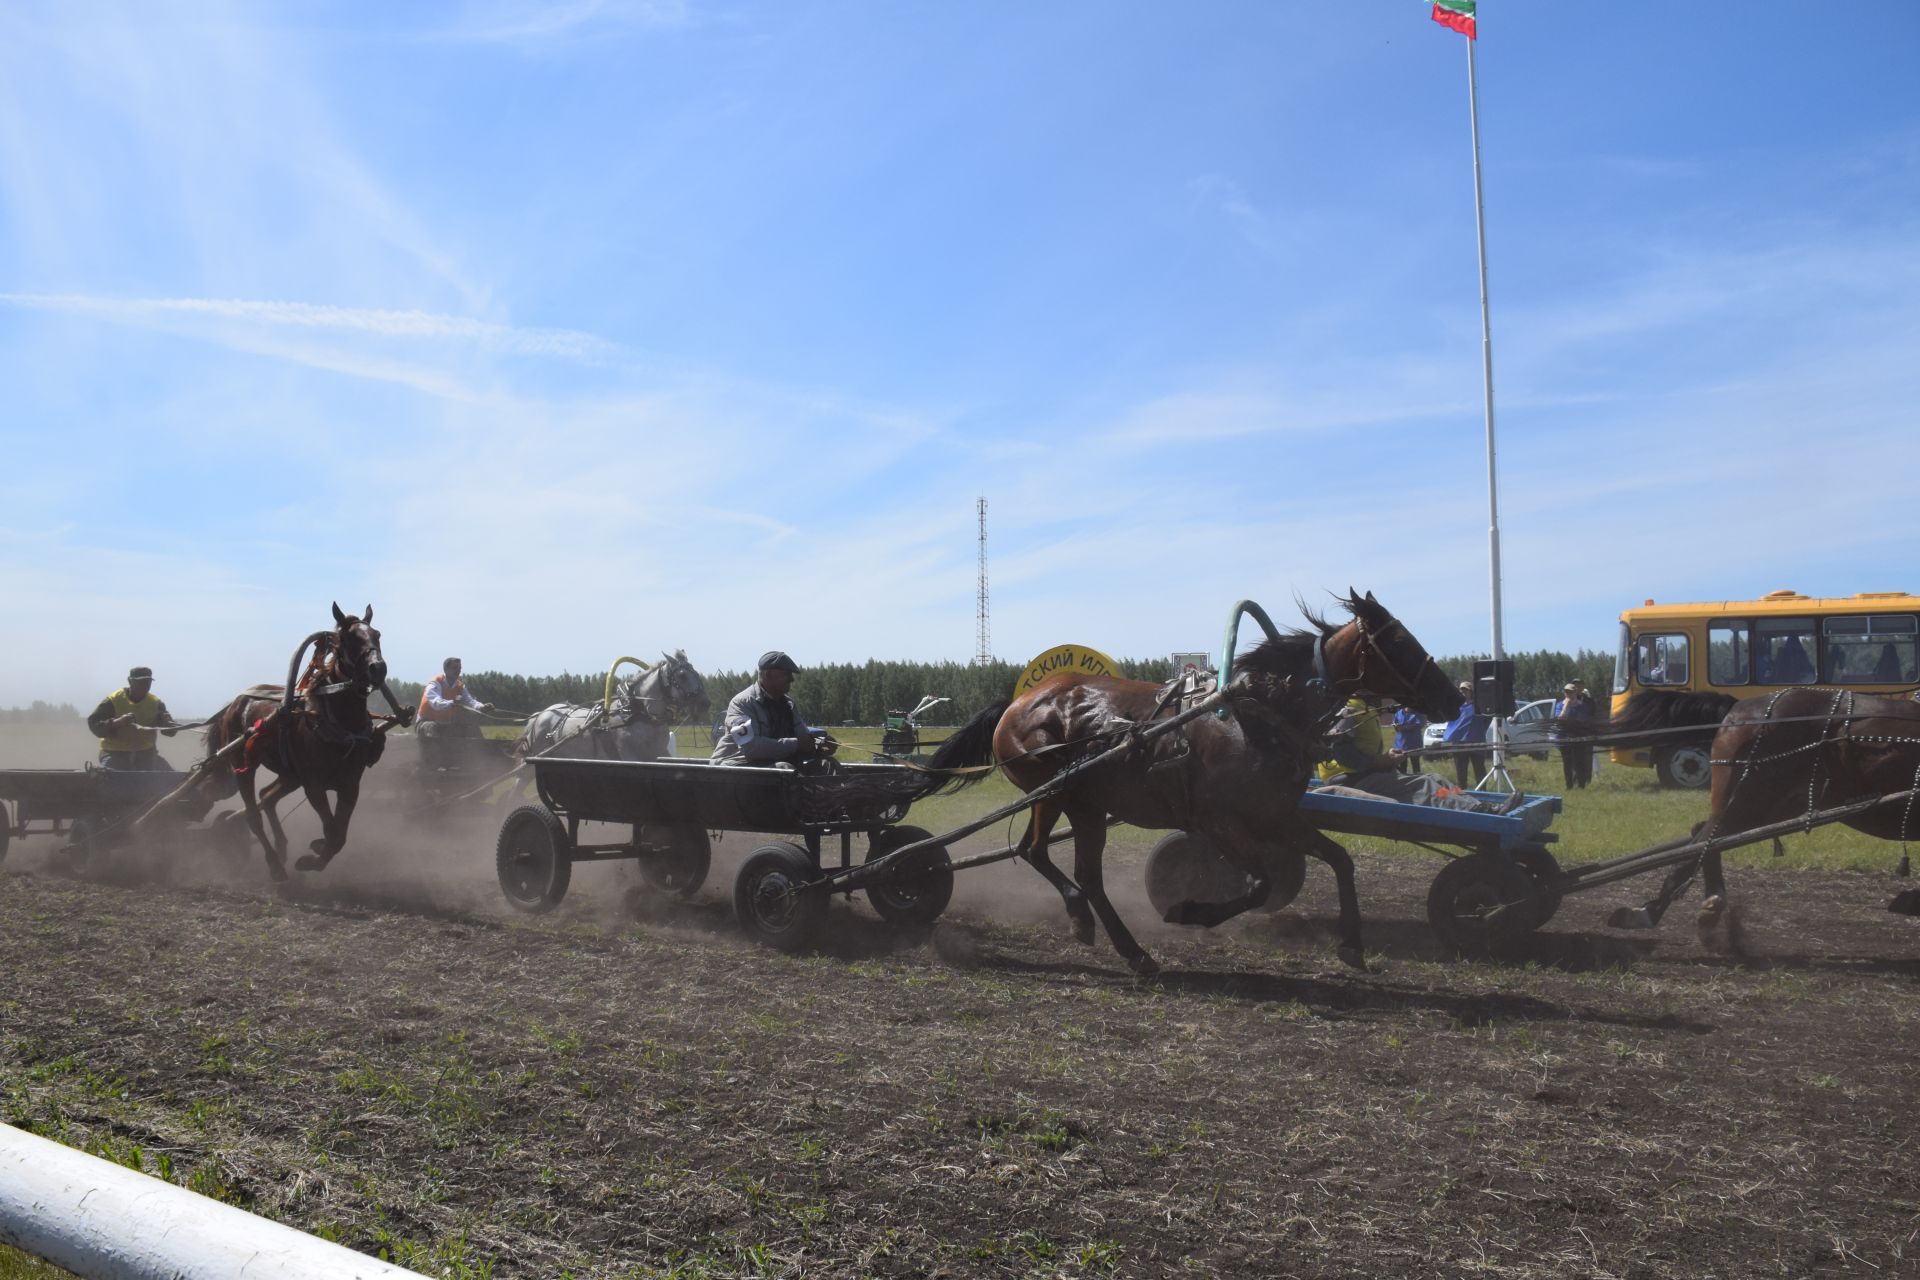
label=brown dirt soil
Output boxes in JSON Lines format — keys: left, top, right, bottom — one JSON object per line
{"left": 3, "top": 801, "right": 1919, "bottom": 1279}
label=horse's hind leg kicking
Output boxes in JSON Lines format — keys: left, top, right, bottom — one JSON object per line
{"left": 1063, "top": 799, "right": 1157, "bottom": 978}
{"left": 1018, "top": 799, "right": 1095, "bottom": 946}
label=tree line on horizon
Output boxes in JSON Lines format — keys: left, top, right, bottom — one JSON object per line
{"left": 383, "top": 646, "right": 1616, "bottom": 728}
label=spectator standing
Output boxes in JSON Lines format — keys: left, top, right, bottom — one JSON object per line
{"left": 1441, "top": 679, "right": 1487, "bottom": 789}
{"left": 1391, "top": 706, "right": 1428, "bottom": 774}
{"left": 1553, "top": 679, "right": 1595, "bottom": 789}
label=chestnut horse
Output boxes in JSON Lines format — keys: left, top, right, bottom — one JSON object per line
{"left": 1565, "top": 687, "right": 1920, "bottom": 948}
{"left": 202, "top": 604, "right": 410, "bottom": 880}
{"left": 924, "top": 592, "right": 1463, "bottom": 975}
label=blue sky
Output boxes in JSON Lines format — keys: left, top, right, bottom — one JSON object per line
{"left": 2, "top": 1, "right": 1916, "bottom": 711}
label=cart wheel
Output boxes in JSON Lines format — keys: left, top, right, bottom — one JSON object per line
{"left": 733, "top": 841, "right": 825, "bottom": 952}
{"left": 640, "top": 824, "right": 711, "bottom": 898}
{"left": 1508, "top": 842, "right": 1564, "bottom": 930}
{"left": 496, "top": 805, "right": 573, "bottom": 913}
{"left": 1427, "top": 852, "right": 1538, "bottom": 955}
{"left": 864, "top": 825, "right": 954, "bottom": 927}
{"left": 1144, "top": 831, "right": 1291, "bottom": 919}
{"left": 1657, "top": 746, "right": 1712, "bottom": 790}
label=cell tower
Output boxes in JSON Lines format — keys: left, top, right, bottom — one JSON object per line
{"left": 974, "top": 497, "right": 992, "bottom": 665}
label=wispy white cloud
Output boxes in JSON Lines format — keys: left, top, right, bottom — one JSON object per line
{"left": 1, "top": 294, "right": 619, "bottom": 362}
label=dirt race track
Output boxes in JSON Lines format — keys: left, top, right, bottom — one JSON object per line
{"left": 3, "top": 800, "right": 1919, "bottom": 1279}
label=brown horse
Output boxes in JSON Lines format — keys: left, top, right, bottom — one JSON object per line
{"left": 924, "top": 592, "right": 1463, "bottom": 975}
{"left": 1567, "top": 687, "right": 1920, "bottom": 948}
{"left": 202, "top": 604, "right": 410, "bottom": 880}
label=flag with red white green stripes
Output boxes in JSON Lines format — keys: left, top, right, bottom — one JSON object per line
{"left": 1432, "top": 0, "right": 1476, "bottom": 39}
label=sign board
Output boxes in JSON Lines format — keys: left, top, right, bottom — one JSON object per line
{"left": 1014, "top": 644, "right": 1120, "bottom": 696}
{"left": 1171, "top": 651, "right": 1214, "bottom": 677}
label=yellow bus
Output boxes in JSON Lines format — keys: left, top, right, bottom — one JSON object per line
{"left": 1612, "top": 589, "right": 1920, "bottom": 788}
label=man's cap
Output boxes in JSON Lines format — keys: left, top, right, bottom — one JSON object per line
{"left": 1457, "top": 680, "right": 1472, "bottom": 691}
{"left": 758, "top": 650, "right": 800, "bottom": 674}
{"left": 128, "top": 666, "right": 154, "bottom": 682}
{"left": 444, "top": 657, "right": 462, "bottom": 670}
{"left": 1563, "top": 680, "right": 1583, "bottom": 691}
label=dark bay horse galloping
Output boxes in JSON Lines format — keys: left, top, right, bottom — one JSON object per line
{"left": 202, "top": 604, "right": 411, "bottom": 880}
{"left": 924, "top": 592, "right": 1464, "bottom": 976}
{"left": 1568, "top": 687, "right": 1920, "bottom": 948}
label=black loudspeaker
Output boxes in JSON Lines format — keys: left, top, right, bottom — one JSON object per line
{"left": 1472, "top": 659, "right": 1515, "bottom": 718}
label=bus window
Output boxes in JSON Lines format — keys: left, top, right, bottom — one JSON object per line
{"left": 1708, "top": 622, "right": 1750, "bottom": 686}
{"left": 1634, "top": 632, "right": 1690, "bottom": 686}
{"left": 1754, "top": 618, "right": 1816, "bottom": 683}
{"left": 1613, "top": 623, "right": 1630, "bottom": 694}
{"left": 1821, "top": 614, "right": 1917, "bottom": 684}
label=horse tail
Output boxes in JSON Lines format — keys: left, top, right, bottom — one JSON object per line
{"left": 916, "top": 698, "right": 1011, "bottom": 795}
{"left": 1554, "top": 689, "right": 1737, "bottom": 747}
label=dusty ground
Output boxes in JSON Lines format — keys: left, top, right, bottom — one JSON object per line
{"left": 3, "top": 772, "right": 1919, "bottom": 1278}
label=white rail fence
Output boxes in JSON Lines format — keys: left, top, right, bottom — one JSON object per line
{"left": 0, "top": 1124, "right": 428, "bottom": 1279}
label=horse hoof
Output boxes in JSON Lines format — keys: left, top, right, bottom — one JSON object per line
{"left": 1695, "top": 896, "right": 1726, "bottom": 953}
{"left": 1336, "top": 944, "right": 1368, "bottom": 972}
{"left": 267, "top": 860, "right": 288, "bottom": 883}
{"left": 308, "top": 837, "right": 329, "bottom": 855}
{"left": 1888, "top": 889, "right": 1920, "bottom": 917}
{"left": 1128, "top": 952, "right": 1161, "bottom": 979}
{"left": 1608, "top": 907, "right": 1658, "bottom": 931}
{"left": 294, "top": 854, "right": 324, "bottom": 873}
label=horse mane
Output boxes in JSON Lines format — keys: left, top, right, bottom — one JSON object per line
{"left": 1231, "top": 593, "right": 1353, "bottom": 680}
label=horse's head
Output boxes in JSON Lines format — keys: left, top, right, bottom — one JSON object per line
{"left": 659, "top": 649, "right": 710, "bottom": 723}
{"left": 329, "top": 601, "right": 388, "bottom": 692}
{"left": 1325, "top": 589, "right": 1461, "bottom": 723}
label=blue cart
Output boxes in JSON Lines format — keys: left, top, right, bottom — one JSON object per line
{"left": 1141, "top": 787, "right": 1567, "bottom": 953}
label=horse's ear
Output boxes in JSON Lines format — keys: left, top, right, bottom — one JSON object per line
{"left": 1364, "top": 591, "right": 1378, "bottom": 606}
{"left": 363, "top": 604, "right": 374, "bottom": 624}
{"left": 332, "top": 601, "right": 347, "bottom": 626}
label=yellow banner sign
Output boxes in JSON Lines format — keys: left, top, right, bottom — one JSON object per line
{"left": 1015, "top": 645, "right": 1120, "bottom": 696}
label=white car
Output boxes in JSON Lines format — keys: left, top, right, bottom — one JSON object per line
{"left": 1421, "top": 698, "right": 1557, "bottom": 760}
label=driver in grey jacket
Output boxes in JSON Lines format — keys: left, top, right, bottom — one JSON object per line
{"left": 710, "top": 651, "right": 839, "bottom": 766}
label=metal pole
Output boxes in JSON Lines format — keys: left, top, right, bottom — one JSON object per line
{"left": 1465, "top": 35, "right": 1513, "bottom": 792}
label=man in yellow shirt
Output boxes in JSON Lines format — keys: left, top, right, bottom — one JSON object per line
{"left": 85, "top": 666, "right": 180, "bottom": 770}
{"left": 1315, "top": 697, "right": 1520, "bottom": 813}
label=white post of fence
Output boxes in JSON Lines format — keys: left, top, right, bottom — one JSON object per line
{"left": 0, "top": 1124, "right": 429, "bottom": 1280}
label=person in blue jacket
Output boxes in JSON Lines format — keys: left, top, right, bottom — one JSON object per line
{"left": 1391, "top": 706, "right": 1428, "bottom": 774}
{"left": 1441, "top": 679, "right": 1487, "bottom": 789}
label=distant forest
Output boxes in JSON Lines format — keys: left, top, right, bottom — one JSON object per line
{"left": 0, "top": 701, "right": 82, "bottom": 724}
{"left": 386, "top": 647, "right": 1615, "bottom": 728}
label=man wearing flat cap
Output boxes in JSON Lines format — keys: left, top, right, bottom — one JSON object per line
{"left": 710, "top": 651, "right": 838, "bottom": 766}
{"left": 86, "top": 666, "right": 180, "bottom": 771}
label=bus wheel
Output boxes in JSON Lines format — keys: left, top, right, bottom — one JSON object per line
{"left": 1657, "top": 746, "right": 1712, "bottom": 790}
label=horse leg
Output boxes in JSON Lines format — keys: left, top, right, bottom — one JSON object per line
{"left": 294, "top": 772, "right": 362, "bottom": 872}
{"left": 234, "top": 767, "right": 287, "bottom": 881}
{"left": 1695, "top": 847, "right": 1746, "bottom": 955}
{"left": 1063, "top": 800, "right": 1156, "bottom": 978}
{"left": 1018, "top": 800, "right": 1094, "bottom": 945}
{"left": 1300, "top": 826, "right": 1367, "bottom": 971}
{"left": 1609, "top": 821, "right": 1708, "bottom": 930}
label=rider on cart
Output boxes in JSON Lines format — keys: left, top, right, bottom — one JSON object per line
{"left": 416, "top": 657, "right": 494, "bottom": 769}
{"left": 710, "top": 651, "right": 838, "bottom": 766}
{"left": 86, "top": 666, "right": 180, "bottom": 771}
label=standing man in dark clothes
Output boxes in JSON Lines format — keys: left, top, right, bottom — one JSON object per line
{"left": 1441, "top": 679, "right": 1487, "bottom": 789}
{"left": 1554, "top": 679, "right": 1595, "bottom": 789}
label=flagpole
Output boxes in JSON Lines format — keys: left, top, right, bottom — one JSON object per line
{"left": 1465, "top": 30, "right": 1512, "bottom": 790}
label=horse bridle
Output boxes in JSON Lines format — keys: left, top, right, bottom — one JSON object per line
{"left": 621, "top": 656, "right": 697, "bottom": 724}
{"left": 1336, "top": 615, "right": 1442, "bottom": 708}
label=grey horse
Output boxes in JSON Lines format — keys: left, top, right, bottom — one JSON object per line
{"left": 514, "top": 651, "right": 710, "bottom": 762}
